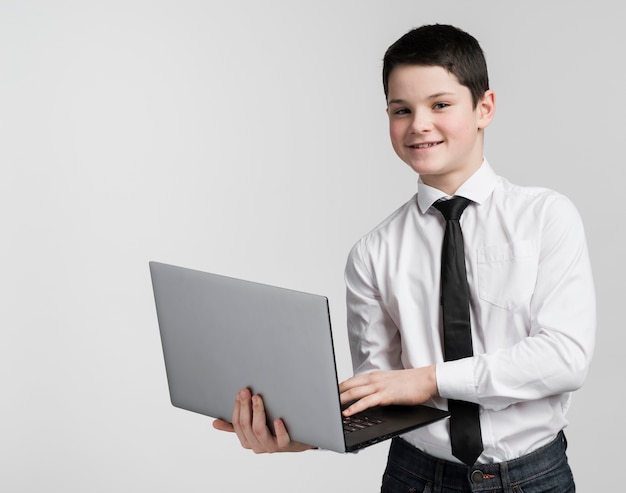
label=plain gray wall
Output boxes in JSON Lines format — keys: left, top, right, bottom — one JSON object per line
{"left": 1, "top": 1, "right": 623, "bottom": 491}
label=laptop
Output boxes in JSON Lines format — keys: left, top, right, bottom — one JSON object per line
{"left": 149, "top": 261, "right": 449, "bottom": 453}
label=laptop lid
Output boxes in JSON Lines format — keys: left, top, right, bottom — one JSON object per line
{"left": 149, "top": 261, "right": 449, "bottom": 453}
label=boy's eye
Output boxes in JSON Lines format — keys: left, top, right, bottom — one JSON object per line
{"left": 393, "top": 108, "right": 410, "bottom": 115}
{"left": 433, "top": 102, "right": 450, "bottom": 110}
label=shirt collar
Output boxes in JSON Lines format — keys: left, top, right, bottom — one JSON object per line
{"left": 416, "top": 158, "right": 498, "bottom": 214}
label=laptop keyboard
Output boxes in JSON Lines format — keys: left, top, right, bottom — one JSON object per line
{"left": 342, "top": 415, "right": 383, "bottom": 434}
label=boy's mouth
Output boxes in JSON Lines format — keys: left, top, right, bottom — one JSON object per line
{"left": 408, "top": 141, "right": 443, "bottom": 149}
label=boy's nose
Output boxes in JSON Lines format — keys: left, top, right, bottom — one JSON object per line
{"left": 410, "top": 112, "right": 433, "bottom": 132}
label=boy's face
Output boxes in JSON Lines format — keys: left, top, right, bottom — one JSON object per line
{"left": 386, "top": 65, "right": 494, "bottom": 194}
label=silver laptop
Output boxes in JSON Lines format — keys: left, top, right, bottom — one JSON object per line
{"left": 149, "top": 261, "right": 449, "bottom": 453}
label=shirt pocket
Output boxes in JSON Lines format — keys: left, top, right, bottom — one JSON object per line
{"left": 477, "top": 240, "right": 538, "bottom": 311}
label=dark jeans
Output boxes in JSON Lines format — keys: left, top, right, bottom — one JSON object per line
{"left": 381, "top": 431, "right": 574, "bottom": 493}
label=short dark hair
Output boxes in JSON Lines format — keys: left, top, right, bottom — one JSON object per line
{"left": 382, "top": 24, "right": 489, "bottom": 107}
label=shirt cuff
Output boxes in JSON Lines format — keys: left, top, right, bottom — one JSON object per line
{"left": 436, "top": 358, "right": 477, "bottom": 402}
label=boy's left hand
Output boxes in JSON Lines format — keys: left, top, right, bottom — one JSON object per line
{"left": 339, "top": 365, "right": 438, "bottom": 416}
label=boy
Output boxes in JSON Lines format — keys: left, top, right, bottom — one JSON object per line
{"left": 214, "top": 24, "right": 596, "bottom": 492}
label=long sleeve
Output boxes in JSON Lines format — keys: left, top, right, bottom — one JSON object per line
{"left": 345, "top": 238, "right": 404, "bottom": 374}
{"left": 437, "top": 194, "right": 596, "bottom": 411}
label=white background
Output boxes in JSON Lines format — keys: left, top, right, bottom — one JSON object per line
{"left": 1, "top": 1, "right": 623, "bottom": 491}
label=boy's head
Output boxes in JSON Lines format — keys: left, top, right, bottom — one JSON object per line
{"left": 383, "top": 24, "right": 489, "bottom": 108}
{"left": 383, "top": 24, "right": 495, "bottom": 194}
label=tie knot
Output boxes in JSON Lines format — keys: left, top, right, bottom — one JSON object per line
{"left": 433, "top": 196, "right": 472, "bottom": 221}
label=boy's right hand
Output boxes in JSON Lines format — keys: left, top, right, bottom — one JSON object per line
{"left": 212, "top": 388, "right": 315, "bottom": 453}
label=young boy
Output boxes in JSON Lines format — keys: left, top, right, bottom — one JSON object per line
{"left": 214, "top": 24, "right": 596, "bottom": 492}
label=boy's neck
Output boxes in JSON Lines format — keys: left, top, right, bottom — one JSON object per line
{"left": 421, "top": 158, "right": 484, "bottom": 196}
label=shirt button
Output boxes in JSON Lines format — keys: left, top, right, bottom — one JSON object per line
{"left": 471, "top": 470, "right": 484, "bottom": 483}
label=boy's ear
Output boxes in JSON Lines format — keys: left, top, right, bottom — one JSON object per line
{"left": 477, "top": 90, "right": 496, "bottom": 129}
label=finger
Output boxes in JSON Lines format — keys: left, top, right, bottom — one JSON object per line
{"left": 233, "top": 388, "right": 255, "bottom": 449}
{"left": 340, "top": 386, "right": 364, "bottom": 405}
{"left": 231, "top": 388, "right": 242, "bottom": 426}
{"left": 340, "top": 381, "right": 377, "bottom": 406}
{"left": 342, "top": 393, "right": 382, "bottom": 416}
{"left": 338, "top": 374, "right": 368, "bottom": 393}
{"left": 212, "top": 419, "right": 235, "bottom": 433}
{"left": 250, "top": 394, "right": 279, "bottom": 452}
{"left": 236, "top": 389, "right": 261, "bottom": 450}
{"left": 273, "top": 418, "right": 292, "bottom": 449}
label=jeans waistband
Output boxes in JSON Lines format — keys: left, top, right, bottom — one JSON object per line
{"left": 387, "top": 431, "right": 568, "bottom": 491}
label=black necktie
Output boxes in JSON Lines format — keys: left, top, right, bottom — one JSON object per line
{"left": 433, "top": 196, "right": 483, "bottom": 467}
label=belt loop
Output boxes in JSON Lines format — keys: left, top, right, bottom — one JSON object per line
{"left": 433, "top": 460, "right": 444, "bottom": 493}
{"left": 498, "top": 461, "right": 512, "bottom": 491}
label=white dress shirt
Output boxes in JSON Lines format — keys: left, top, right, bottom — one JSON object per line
{"left": 344, "top": 160, "right": 596, "bottom": 463}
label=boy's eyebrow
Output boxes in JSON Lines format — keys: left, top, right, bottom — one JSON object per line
{"left": 427, "top": 91, "right": 456, "bottom": 100}
{"left": 387, "top": 92, "right": 456, "bottom": 106}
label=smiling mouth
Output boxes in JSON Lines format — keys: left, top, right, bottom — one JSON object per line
{"left": 409, "top": 141, "right": 442, "bottom": 149}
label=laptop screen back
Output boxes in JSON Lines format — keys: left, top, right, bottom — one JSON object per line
{"left": 150, "top": 261, "right": 347, "bottom": 452}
